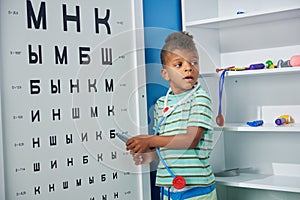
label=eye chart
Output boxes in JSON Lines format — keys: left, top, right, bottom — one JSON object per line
{"left": 0, "top": 0, "right": 150, "bottom": 199}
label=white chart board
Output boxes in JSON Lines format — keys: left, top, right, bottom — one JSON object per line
{"left": 0, "top": 0, "right": 150, "bottom": 199}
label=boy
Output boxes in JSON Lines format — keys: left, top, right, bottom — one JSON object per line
{"left": 126, "top": 32, "right": 217, "bottom": 200}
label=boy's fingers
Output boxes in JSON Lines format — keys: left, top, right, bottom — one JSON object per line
{"left": 126, "top": 141, "right": 135, "bottom": 151}
{"left": 133, "top": 153, "right": 143, "bottom": 165}
{"left": 126, "top": 138, "right": 138, "bottom": 151}
{"left": 133, "top": 153, "right": 143, "bottom": 159}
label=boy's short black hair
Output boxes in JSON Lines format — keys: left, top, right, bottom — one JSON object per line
{"left": 160, "top": 31, "right": 198, "bottom": 66}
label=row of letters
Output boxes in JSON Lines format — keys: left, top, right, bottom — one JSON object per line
{"left": 31, "top": 153, "right": 119, "bottom": 172}
{"left": 27, "top": 45, "right": 113, "bottom": 65}
{"left": 30, "top": 131, "right": 121, "bottom": 148}
{"left": 26, "top": 0, "right": 112, "bottom": 34}
{"left": 23, "top": 171, "right": 123, "bottom": 198}
{"left": 29, "top": 78, "right": 115, "bottom": 95}
{"left": 29, "top": 105, "right": 117, "bottom": 122}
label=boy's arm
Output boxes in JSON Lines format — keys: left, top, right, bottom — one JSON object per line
{"left": 126, "top": 126, "right": 204, "bottom": 153}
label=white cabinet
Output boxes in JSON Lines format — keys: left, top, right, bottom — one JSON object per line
{"left": 182, "top": 0, "right": 300, "bottom": 199}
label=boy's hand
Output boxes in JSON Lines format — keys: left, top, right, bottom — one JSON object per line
{"left": 131, "top": 150, "right": 156, "bottom": 165}
{"left": 126, "top": 135, "right": 153, "bottom": 153}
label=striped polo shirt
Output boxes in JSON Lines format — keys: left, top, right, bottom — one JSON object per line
{"left": 153, "top": 85, "right": 215, "bottom": 187}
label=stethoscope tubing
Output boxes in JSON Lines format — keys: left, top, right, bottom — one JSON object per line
{"left": 154, "top": 116, "right": 176, "bottom": 178}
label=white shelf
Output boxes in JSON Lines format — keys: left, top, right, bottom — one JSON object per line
{"left": 225, "top": 67, "right": 300, "bottom": 77}
{"left": 216, "top": 173, "right": 300, "bottom": 193}
{"left": 214, "top": 123, "right": 300, "bottom": 132}
{"left": 201, "top": 67, "right": 300, "bottom": 77}
{"left": 186, "top": 7, "right": 300, "bottom": 29}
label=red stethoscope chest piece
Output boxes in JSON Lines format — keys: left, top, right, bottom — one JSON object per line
{"left": 172, "top": 176, "right": 186, "bottom": 190}
{"left": 163, "top": 107, "right": 169, "bottom": 113}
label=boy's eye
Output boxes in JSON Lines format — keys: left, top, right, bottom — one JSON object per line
{"left": 174, "top": 63, "right": 182, "bottom": 68}
{"left": 191, "top": 61, "right": 198, "bottom": 66}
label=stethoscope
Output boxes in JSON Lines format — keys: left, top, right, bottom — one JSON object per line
{"left": 154, "top": 83, "right": 200, "bottom": 193}
{"left": 216, "top": 70, "right": 226, "bottom": 126}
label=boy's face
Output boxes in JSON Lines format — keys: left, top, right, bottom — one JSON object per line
{"left": 161, "top": 49, "right": 199, "bottom": 94}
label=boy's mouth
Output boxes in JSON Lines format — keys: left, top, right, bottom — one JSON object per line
{"left": 184, "top": 76, "right": 194, "bottom": 81}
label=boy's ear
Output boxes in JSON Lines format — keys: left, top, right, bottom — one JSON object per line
{"left": 160, "top": 68, "right": 170, "bottom": 81}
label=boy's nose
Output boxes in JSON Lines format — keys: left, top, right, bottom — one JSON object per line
{"left": 184, "top": 63, "right": 193, "bottom": 71}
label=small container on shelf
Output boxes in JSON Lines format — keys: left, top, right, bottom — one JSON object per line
{"left": 275, "top": 115, "right": 294, "bottom": 125}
